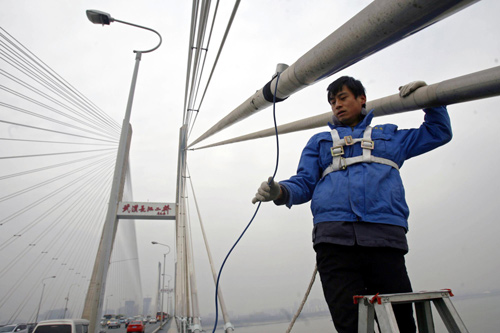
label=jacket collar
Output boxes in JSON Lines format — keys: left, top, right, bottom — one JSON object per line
{"left": 328, "top": 108, "right": 374, "bottom": 129}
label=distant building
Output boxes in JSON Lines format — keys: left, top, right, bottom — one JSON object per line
{"left": 124, "top": 300, "right": 136, "bottom": 317}
{"left": 143, "top": 297, "right": 152, "bottom": 316}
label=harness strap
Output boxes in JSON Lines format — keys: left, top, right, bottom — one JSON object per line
{"left": 322, "top": 126, "right": 399, "bottom": 179}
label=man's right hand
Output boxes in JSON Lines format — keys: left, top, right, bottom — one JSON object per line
{"left": 251, "top": 177, "right": 281, "bottom": 204}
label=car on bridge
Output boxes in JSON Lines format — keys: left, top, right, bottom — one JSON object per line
{"left": 126, "top": 321, "right": 144, "bottom": 333}
{"left": 32, "top": 319, "right": 89, "bottom": 333}
{"left": 125, "top": 318, "right": 134, "bottom": 328}
{"left": 107, "top": 319, "right": 120, "bottom": 329}
{"left": 0, "top": 324, "right": 29, "bottom": 333}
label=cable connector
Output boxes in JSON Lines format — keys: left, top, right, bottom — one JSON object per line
{"left": 263, "top": 63, "right": 289, "bottom": 103}
{"left": 273, "top": 63, "right": 289, "bottom": 79}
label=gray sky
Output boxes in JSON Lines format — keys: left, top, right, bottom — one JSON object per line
{"left": 1, "top": 0, "right": 500, "bottom": 328}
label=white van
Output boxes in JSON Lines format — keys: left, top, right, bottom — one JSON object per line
{"left": 32, "top": 319, "right": 89, "bottom": 333}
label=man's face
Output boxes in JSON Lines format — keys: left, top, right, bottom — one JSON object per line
{"left": 329, "top": 85, "right": 366, "bottom": 127}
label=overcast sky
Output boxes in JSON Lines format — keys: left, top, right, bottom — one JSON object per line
{"left": 1, "top": 0, "right": 500, "bottom": 330}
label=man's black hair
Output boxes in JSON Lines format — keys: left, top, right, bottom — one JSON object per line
{"left": 327, "top": 76, "right": 366, "bottom": 108}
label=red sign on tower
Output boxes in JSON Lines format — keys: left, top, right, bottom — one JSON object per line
{"left": 117, "top": 202, "right": 176, "bottom": 220}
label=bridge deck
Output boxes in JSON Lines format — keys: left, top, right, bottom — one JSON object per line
{"left": 160, "top": 319, "right": 178, "bottom": 333}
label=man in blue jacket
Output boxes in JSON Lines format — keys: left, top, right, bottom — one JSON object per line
{"left": 252, "top": 76, "right": 452, "bottom": 333}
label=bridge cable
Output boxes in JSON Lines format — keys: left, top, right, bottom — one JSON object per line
{"left": 0, "top": 161, "right": 114, "bottom": 314}
{"left": 0, "top": 28, "right": 121, "bottom": 134}
{"left": 187, "top": 0, "right": 240, "bottom": 140}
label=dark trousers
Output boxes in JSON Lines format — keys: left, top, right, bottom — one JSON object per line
{"left": 315, "top": 243, "right": 416, "bottom": 333}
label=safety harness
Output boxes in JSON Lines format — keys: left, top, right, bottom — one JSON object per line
{"left": 321, "top": 126, "right": 399, "bottom": 179}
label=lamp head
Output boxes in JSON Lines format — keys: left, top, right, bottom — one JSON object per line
{"left": 86, "top": 10, "right": 114, "bottom": 25}
{"left": 152, "top": 241, "right": 158, "bottom": 245}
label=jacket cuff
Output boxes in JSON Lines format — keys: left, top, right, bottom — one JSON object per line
{"left": 273, "top": 185, "right": 289, "bottom": 206}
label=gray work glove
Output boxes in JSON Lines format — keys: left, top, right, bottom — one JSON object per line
{"left": 251, "top": 177, "right": 281, "bottom": 204}
{"left": 399, "top": 80, "right": 427, "bottom": 97}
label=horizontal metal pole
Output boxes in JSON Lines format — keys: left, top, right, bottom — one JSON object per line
{"left": 189, "top": 0, "right": 479, "bottom": 147}
{"left": 193, "top": 66, "right": 500, "bottom": 150}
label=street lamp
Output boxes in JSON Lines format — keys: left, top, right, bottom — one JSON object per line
{"left": 163, "top": 274, "right": 172, "bottom": 318}
{"left": 86, "top": 10, "right": 162, "bottom": 53}
{"left": 152, "top": 241, "right": 170, "bottom": 321}
{"left": 35, "top": 276, "right": 56, "bottom": 322}
{"left": 105, "top": 294, "right": 114, "bottom": 315}
{"left": 64, "top": 283, "right": 79, "bottom": 318}
{"left": 85, "top": 9, "right": 162, "bottom": 150}
{"left": 84, "top": 10, "right": 162, "bottom": 333}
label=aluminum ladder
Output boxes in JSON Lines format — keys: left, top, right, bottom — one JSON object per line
{"left": 354, "top": 289, "right": 468, "bottom": 333}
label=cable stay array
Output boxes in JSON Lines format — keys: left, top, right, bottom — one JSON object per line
{"left": 0, "top": 27, "right": 121, "bottom": 137}
{"left": 0, "top": 22, "right": 142, "bottom": 324}
{"left": 174, "top": 1, "right": 242, "bottom": 331}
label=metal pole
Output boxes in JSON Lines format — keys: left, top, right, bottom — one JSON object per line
{"left": 189, "top": 0, "right": 480, "bottom": 147}
{"left": 193, "top": 65, "right": 500, "bottom": 149}
{"left": 156, "top": 262, "right": 161, "bottom": 318}
{"left": 64, "top": 284, "right": 78, "bottom": 319}
{"left": 64, "top": 294, "right": 69, "bottom": 319}
{"left": 105, "top": 295, "right": 113, "bottom": 314}
{"left": 166, "top": 278, "right": 171, "bottom": 317}
{"left": 83, "top": 13, "right": 161, "bottom": 333}
{"left": 161, "top": 253, "right": 166, "bottom": 322}
{"left": 84, "top": 52, "right": 142, "bottom": 333}
{"left": 35, "top": 283, "right": 46, "bottom": 323}
{"left": 152, "top": 242, "right": 170, "bottom": 322}
{"left": 35, "top": 276, "right": 55, "bottom": 323}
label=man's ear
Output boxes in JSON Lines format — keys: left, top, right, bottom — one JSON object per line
{"left": 358, "top": 95, "right": 366, "bottom": 105}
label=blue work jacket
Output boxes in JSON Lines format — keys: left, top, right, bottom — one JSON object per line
{"left": 279, "top": 106, "right": 452, "bottom": 230}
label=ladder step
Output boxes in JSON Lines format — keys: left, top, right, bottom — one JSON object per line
{"left": 354, "top": 289, "right": 469, "bottom": 333}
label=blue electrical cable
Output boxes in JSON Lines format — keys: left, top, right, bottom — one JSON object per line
{"left": 211, "top": 73, "right": 282, "bottom": 332}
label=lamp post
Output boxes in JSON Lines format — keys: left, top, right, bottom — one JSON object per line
{"left": 83, "top": 10, "right": 162, "bottom": 333}
{"left": 105, "top": 294, "right": 113, "bottom": 314}
{"left": 152, "top": 241, "right": 170, "bottom": 321}
{"left": 35, "top": 276, "right": 56, "bottom": 322}
{"left": 119, "top": 298, "right": 126, "bottom": 315}
{"left": 64, "top": 283, "right": 79, "bottom": 318}
{"left": 164, "top": 274, "right": 172, "bottom": 318}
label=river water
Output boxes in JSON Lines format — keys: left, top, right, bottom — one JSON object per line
{"left": 217, "top": 294, "right": 500, "bottom": 332}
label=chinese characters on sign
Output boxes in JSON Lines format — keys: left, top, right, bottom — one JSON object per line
{"left": 117, "top": 202, "right": 176, "bottom": 220}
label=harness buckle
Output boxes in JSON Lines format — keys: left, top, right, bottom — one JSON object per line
{"left": 361, "top": 139, "right": 374, "bottom": 150}
{"left": 344, "top": 136, "right": 354, "bottom": 145}
{"left": 331, "top": 146, "right": 344, "bottom": 156}
{"left": 340, "top": 157, "right": 347, "bottom": 170}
